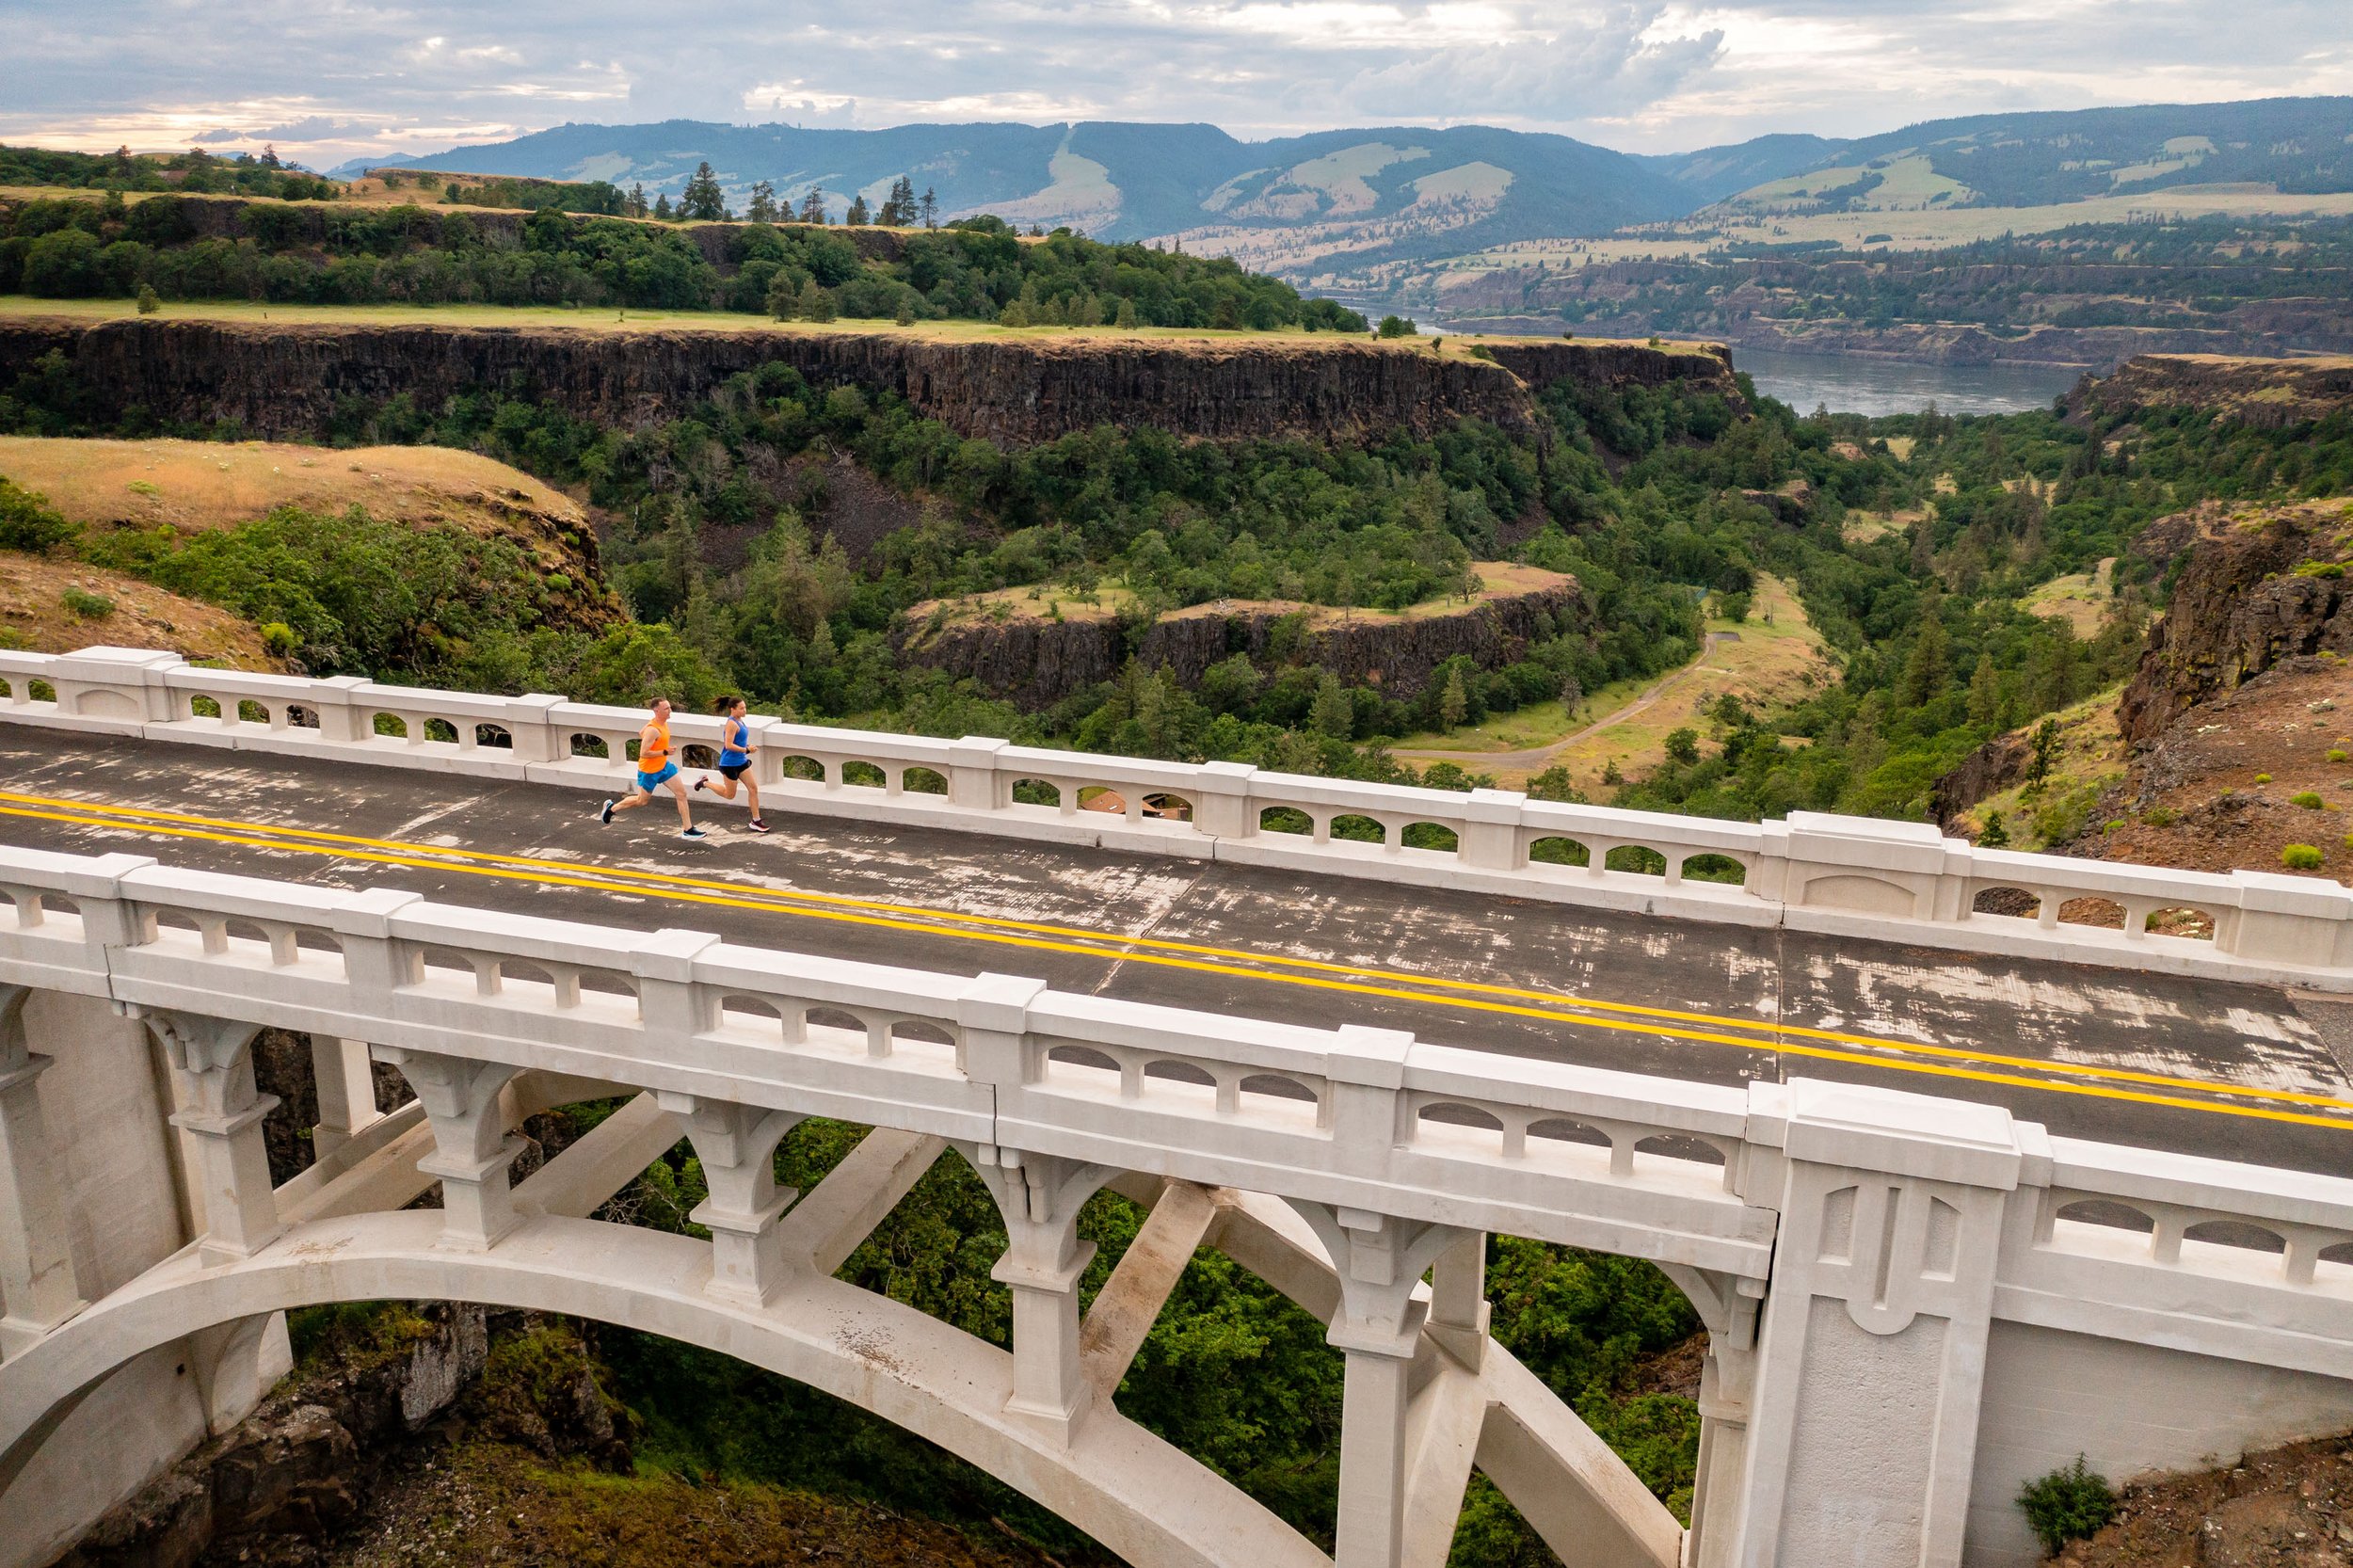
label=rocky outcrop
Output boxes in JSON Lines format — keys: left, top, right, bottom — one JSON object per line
{"left": 0, "top": 316, "right": 1625, "bottom": 447}
{"left": 51, "top": 1305, "right": 492, "bottom": 1568}
{"left": 1480, "top": 340, "right": 1744, "bottom": 408}
{"left": 1929, "top": 728, "right": 2033, "bottom": 825}
{"left": 2069, "top": 353, "right": 2353, "bottom": 428}
{"left": 898, "top": 574, "right": 1582, "bottom": 709}
{"left": 2117, "top": 501, "right": 2353, "bottom": 744}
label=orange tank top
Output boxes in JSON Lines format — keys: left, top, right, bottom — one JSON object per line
{"left": 638, "top": 719, "right": 671, "bottom": 770}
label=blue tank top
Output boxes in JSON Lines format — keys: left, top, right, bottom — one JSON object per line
{"left": 719, "top": 716, "right": 750, "bottom": 768}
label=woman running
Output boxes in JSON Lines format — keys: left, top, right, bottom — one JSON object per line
{"left": 598, "top": 696, "right": 704, "bottom": 840}
{"left": 694, "top": 695, "right": 770, "bottom": 832}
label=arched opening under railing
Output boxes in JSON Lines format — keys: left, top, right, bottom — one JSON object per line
{"left": 1528, "top": 836, "right": 1592, "bottom": 870}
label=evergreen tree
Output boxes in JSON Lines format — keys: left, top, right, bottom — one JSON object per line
{"left": 1967, "top": 651, "right": 2000, "bottom": 729}
{"left": 745, "top": 180, "right": 779, "bottom": 224}
{"left": 1899, "top": 613, "right": 1950, "bottom": 709}
{"left": 626, "top": 182, "right": 648, "bottom": 218}
{"left": 1113, "top": 296, "right": 1138, "bottom": 329}
{"left": 1309, "top": 673, "right": 1353, "bottom": 739}
{"left": 1439, "top": 666, "right": 1468, "bottom": 730}
{"left": 798, "top": 278, "right": 837, "bottom": 321}
{"left": 845, "top": 194, "right": 871, "bottom": 226}
{"left": 680, "top": 161, "right": 727, "bottom": 222}
{"left": 767, "top": 270, "right": 800, "bottom": 319}
{"left": 919, "top": 186, "right": 937, "bottom": 227}
{"left": 880, "top": 174, "right": 917, "bottom": 225}
{"left": 799, "top": 186, "right": 827, "bottom": 225}
{"left": 258, "top": 144, "right": 282, "bottom": 170}
{"left": 651, "top": 192, "right": 674, "bottom": 221}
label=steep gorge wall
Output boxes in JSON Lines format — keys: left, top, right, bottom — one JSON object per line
{"left": 0, "top": 316, "right": 1609, "bottom": 446}
{"left": 2117, "top": 501, "right": 2353, "bottom": 744}
{"left": 896, "top": 578, "right": 1583, "bottom": 709}
{"left": 2069, "top": 353, "right": 2353, "bottom": 429}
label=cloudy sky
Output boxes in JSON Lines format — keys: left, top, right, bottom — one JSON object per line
{"left": 2, "top": 1, "right": 2345, "bottom": 169}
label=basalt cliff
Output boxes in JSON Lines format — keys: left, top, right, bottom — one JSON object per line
{"left": 0, "top": 315, "right": 1739, "bottom": 448}
{"left": 896, "top": 569, "right": 1583, "bottom": 709}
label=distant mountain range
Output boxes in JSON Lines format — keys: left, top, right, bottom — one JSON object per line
{"left": 336, "top": 96, "right": 2353, "bottom": 278}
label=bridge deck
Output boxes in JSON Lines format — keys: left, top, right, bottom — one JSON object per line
{"left": 6, "top": 731, "right": 2350, "bottom": 1173}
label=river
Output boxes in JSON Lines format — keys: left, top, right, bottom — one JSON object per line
{"left": 1731, "top": 346, "right": 2088, "bottom": 418}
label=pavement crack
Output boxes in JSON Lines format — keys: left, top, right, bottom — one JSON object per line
{"left": 1086, "top": 859, "right": 1215, "bottom": 998}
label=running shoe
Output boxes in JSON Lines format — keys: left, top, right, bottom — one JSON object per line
{"left": 598, "top": 799, "right": 615, "bottom": 824}
{"left": 692, "top": 776, "right": 708, "bottom": 793}
{"left": 680, "top": 825, "right": 708, "bottom": 840}
{"left": 747, "top": 818, "right": 771, "bottom": 833}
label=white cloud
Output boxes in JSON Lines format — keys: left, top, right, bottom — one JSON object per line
{"left": 0, "top": 0, "right": 2345, "bottom": 168}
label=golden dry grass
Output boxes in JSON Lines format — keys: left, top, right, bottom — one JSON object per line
{"left": 0, "top": 551, "right": 272, "bottom": 664}
{"left": 904, "top": 562, "right": 1568, "bottom": 635}
{"left": 0, "top": 435, "right": 585, "bottom": 545}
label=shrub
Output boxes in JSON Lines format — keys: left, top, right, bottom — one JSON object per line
{"left": 1375, "top": 314, "right": 1418, "bottom": 339}
{"left": 0, "top": 476, "right": 79, "bottom": 553}
{"left": 136, "top": 283, "right": 160, "bottom": 314}
{"left": 2282, "top": 843, "right": 2326, "bottom": 870}
{"left": 2291, "top": 791, "right": 2326, "bottom": 808}
{"left": 2142, "top": 805, "right": 2178, "bottom": 827}
{"left": 1977, "top": 811, "right": 2009, "bottom": 848}
{"left": 60, "top": 585, "right": 114, "bottom": 618}
{"left": 2329, "top": 749, "right": 2348, "bottom": 763}
{"left": 259, "top": 621, "right": 297, "bottom": 659}
{"left": 1664, "top": 727, "right": 1701, "bottom": 765}
{"left": 2018, "top": 1456, "right": 2115, "bottom": 1553}
{"left": 2104, "top": 818, "right": 2126, "bottom": 834}
{"left": 2292, "top": 559, "right": 2345, "bottom": 578}
{"left": 2254, "top": 773, "right": 2273, "bottom": 784}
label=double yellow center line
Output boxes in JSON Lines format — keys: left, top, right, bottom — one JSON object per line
{"left": 6, "top": 787, "right": 2352, "bottom": 1131}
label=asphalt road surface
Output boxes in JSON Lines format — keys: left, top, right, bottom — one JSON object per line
{"left": 5, "top": 731, "right": 2350, "bottom": 1176}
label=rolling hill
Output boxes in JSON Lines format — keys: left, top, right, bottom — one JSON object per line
{"left": 341, "top": 96, "right": 2353, "bottom": 294}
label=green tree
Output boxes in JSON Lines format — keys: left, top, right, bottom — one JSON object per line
{"left": 625, "top": 182, "right": 648, "bottom": 217}
{"left": 2026, "top": 717, "right": 2062, "bottom": 788}
{"left": 919, "top": 185, "right": 938, "bottom": 227}
{"left": 1376, "top": 314, "right": 1417, "bottom": 338}
{"left": 651, "top": 192, "right": 674, "bottom": 221}
{"left": 679, "top": 161, "right": 727, "bottom": 222}
{"left": 135, "top": 282, "right": 159, "bottom": 314}
{"left": 1113, "top": 296, "right": 1138, "bottom": 329}
{"left": 1664, "top": 728, "right": 1701, "bottom": 766}
{"left": 1977, "top": 811, "right": 2010, "bottom": 848}
{"left": 1439, "top": 665, "right": 1468, "bottom": 730}
{"left": 798, "top": 278, "right": 837, "bottom": 322}
{"left": 0, "top": 476, "right": 79, "bottom": 553}
{"left": 844, "top": 194, "right": 871, "bottom": 226}
{"left": 767, "top": 270, "right": 800, "bottom": 320}
{"left": 798, "top": 186, "right": 827, "bottom": 225}
{"left": 1898, "top": 613, "right": 1949, "bottom": 708}
{"left": 1309, "top": 672, "right": 1353, "bottom": 739}
{"left": 744, "top": 180, "right": 779, "bottom": 224}
{"left": 1966, "top": 650, "right": 1999, "bottom": 729}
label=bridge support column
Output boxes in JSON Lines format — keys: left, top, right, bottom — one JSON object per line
{"left": 308, "top": 1036, "right": 381, "bottom": 1158}
{"left": 379, "top": 1048, "right": 523, "bottom": 1251}
{"left": 1657, "top": 1265, "right": 1763, "bottom": 1568}
{"left": 147, "top": 1013, "right": 279, "bottom": 1267}
{"left": 1291, "top": 1203, "right": 1470, "bottom": 1568}
{"left": 979, "top": 1148, "right": 1110, "bottom": 1446}
{"left": 1729, "top": 1081, "right": 2022, "bottom": 1568}
{"left": 663, "top": 1095, "right": 803, "bottom": 1305}
{"left": 0, "top": 987, "right": 85, "bottom": 1355}
{"left": 1424, "top": 1229, "right": 1489, "bottom": 1370}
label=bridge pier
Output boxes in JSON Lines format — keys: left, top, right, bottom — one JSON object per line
{"left": 981, "top": 1148, "right": 1112, "bottom": 1446}
{"left": 307, "top": 1035, "right": 382, "bottom": 1158}
{"left": 0, "top": 986, "right": 84, "bottom": 1356}
{"left": 380, "top": 1048, "right": 526, "bottom": 1250}
{"left": 147, "top": 1012, "right": 280, "bottom": 1266}
{"left": 665, "top": 1095, "right": 804, "bottom": 1305}
{"left": 1730, "top": 1082, "right": 2017, "bottom": 1568}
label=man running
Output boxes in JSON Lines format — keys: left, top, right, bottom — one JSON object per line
{"left": 693, "top": 694, "right": 770, "bottom": 832}
{"left": 598, "top": 696, "right": 704, "bottom": 840}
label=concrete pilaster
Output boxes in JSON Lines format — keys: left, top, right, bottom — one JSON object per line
{"left": 378, "top": 1048, "right": 522, "bottom": 1250}
{"left": 663, "top": 1095, "right": 802, "bottom": 1305}
{"left": 0, "top": 987, "right": 84, "bottom": 1355}
{"left": 1731, "top": 1080, "right": 2021, "bottom": 1568}
{"left": 979, "top": 1148, "right": 1109, "bottom": 1445}
{"left": 147, "top": 1012, "right": 279, "bottom": 1267}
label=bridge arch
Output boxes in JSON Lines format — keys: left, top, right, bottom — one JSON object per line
{"left": 0, "top": 1208, "right": 1326, "bottom": 1568}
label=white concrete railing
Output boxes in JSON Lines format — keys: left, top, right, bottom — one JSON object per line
{"left": 5, "top": 645, "right": 2351, "bottom": 988}
{"left": 0, "top": 842, "right": 1778, "bottom": 1278}
{"left": 3, "top": 840, "right": 2349, "bottom": 1359}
